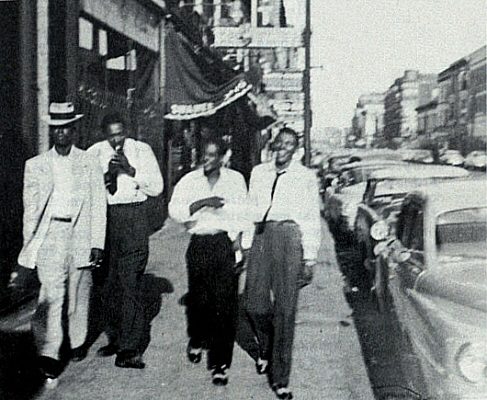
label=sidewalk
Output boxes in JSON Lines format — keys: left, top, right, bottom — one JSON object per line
{"left": 36, "top": 218, "right": 374, "bottom": 400}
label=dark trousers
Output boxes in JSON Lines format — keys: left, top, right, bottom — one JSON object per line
{"left": 186, "top": 232, "right": 237, "bottom": 369}
{"left": 103, "top": 201, "right": 149, "bottom": 353}
{"left": 244, "top": 221, "right": 303, "bottom": 387}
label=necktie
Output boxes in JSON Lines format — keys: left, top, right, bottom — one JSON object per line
{"left": 256, "top": 170, "right": 286, "bottom": 234}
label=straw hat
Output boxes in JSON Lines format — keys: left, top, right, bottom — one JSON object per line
{"left": 42, "top": 102, "right": 84, "bottom": 126}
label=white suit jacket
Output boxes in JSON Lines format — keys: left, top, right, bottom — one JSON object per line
{"left": 18, "top": 146, "right": 107, "bottom": 269}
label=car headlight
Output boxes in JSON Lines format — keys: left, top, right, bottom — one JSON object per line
{"left": 370, "top": 220, "right": 390, "bottom": 241}
{"left": 456, "top": 342, "right": 487, "bottom": 384}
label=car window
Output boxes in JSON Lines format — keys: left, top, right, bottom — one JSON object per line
{"left": 399, "top": 208, "right": 424, "bottom": 251}
{"left": 436, "top": 207, "right": 487, "bottom": 259}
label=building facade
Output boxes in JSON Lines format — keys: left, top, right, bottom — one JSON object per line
{"left": 208, "top": 0, "right": 310, "bottom": 141}
{"left": 418, "top": 45, "right": 486, "bottom": 144}
{"left": 466, "top": 45, "right": 486, "bottom": 137}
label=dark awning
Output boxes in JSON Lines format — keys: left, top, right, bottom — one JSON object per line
{"left": 164, "top": 24, "right": 252, "bottom": 120}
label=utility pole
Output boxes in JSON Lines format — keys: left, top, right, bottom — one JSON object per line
{"left": 303, "top": 0, "right": 312, "bottom": 166}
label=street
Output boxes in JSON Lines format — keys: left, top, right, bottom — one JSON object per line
{"left": 0, "top": 218, "right": 379, "bottom": 400}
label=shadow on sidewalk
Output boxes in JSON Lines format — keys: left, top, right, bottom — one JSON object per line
{"left": 84, "top": 272, "right": 174, "bottom": 355}
{"left": 0, "top": 330, "right": 45, "bottom": 400}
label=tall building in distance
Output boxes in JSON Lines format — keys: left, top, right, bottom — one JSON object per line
{"left": 351, "top": 92, "right": 384, "bottom": 148}
{"left": 383, "top": 70, "right": 437, "bottom": 146}
{"left": 467, "top": 45, "right": 486, "bottom": 137}
{"left": 416, "top": 45, "right": 486, "bottom": 142}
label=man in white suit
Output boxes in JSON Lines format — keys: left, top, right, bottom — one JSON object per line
{"left": 18, "top": 102, "right": 106, "bottom": 380}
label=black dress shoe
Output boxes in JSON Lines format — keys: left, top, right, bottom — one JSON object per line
{"left": 115, "top": 351, "right": 145, "bottom": 369}
{"left": 273, "top": 384, "right": 293, "bottom": 400}
{"left": 186, "top": 343, "right": 202, "bottom": 364}
{"left": 211, "top": 365, "right": 228, "bottom": 386}
{"left": 70, "top": 346, "right": 88, "bottom": 362}
{"left": 38, "top": 356, "right": 63, "bottom": 379}
{"left": 96, "top": 343, "right": 119, "bottom": 357}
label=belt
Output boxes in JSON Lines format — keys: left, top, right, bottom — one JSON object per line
{"left": 52, "top": 217, "right": 72, "bottom": 223}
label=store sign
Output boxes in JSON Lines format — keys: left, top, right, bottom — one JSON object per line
{"left": 164, "top": 25, "right": 252, "bottom": 120}
{"left": 270, "top": 99, "right": 304, "bottom": 115}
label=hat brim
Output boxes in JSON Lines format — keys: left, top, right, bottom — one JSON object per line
{"left": 42, "top": 114, "right": 84, "bottom": 126}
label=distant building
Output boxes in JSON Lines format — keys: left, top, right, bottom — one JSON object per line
{"left": 384, "top": 70, "right": 437, "bottom": 145}
{"left": 311, "top": 126, "right": 346, "bottom": 151}
{"left": 426, "top": 45, "right": 486, "bottom": 141}
{"left": 416, "top": 98, "right": 439, "bottom": 138}
{"left": 352, "top": 92, "right": 384, "bottom": 148}
{"left": 467, "top": 45, "right": 486, "bottom": 137}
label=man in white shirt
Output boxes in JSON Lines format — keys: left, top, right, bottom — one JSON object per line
{"left": 169, "top": 137, "right": 247, "bottom": 386}
{"left": 242, "top": 127, "right": 321, "bottom": 400}
{"left": 18, "top": 102, "right": 106, "bottom": 381}
{"left": 87, "top": 113, "right": 163, "bottom": 369}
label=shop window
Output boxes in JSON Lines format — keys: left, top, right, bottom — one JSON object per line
{"left": 99, "top": 29, "right": 107, "bottom": 56}
{"left": 79, "top": 17, "right": 93, "bottom": 50}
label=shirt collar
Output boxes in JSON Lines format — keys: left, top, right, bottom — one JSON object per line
{"left": 53, "top": 146, "right": 75, "bottom": 160}
{"left": 272, "top": 159, "right": 299, "bottom": 174}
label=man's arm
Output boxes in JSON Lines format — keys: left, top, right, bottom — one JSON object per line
{"left": 22, "top": 160, "right": 40, "bottom": 245}
{"left": 133, "top": 142, "right": 163, "bottom": 197}
{"left": 299, "top": 169, "right": 322, "bottom": 262}
{"left": 88, "top": 155, "right": 107, "bottom": 251}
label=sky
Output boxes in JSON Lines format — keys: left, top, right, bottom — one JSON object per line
{"left": 310, "top": 0, "right": 487, "bottom": 131}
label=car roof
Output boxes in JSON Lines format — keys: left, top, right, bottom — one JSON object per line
{"left": 369, "top": 164, "right": 469, "bottom": 180}
{"left": 339, "top": 159, "right": 405, "bottom": 171}
{"left": 407, "top": 179, "right": 487, "bottom": 215}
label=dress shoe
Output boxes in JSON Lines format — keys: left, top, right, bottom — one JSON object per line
{"left": 273, "top": 384, "right": 293, "bottom": 400}
{"left": 96, "top": 343, "right": 119, "bottom": 357}
{"left": 70, "top": 346, "right": 88, "bottom": 362}
{"left": 211, "top": 365, "right": 228, "bottom": 386}
{"left": 115, "top": 351, "right": 145, "bottom": 369}
{"left": 186, "top": 343, "right": 202, "bottom": 364}
{"left": 38, "top": 356, "right": 63, "bottom": 379}
{"left": 255, "top": 357, "right": 269, "bottom": 375}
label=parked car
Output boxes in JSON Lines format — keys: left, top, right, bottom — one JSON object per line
{"left": 353, "top": 164, "right": 470, "bottom": 291}
{"left": 323, "top": 159, "right": 405, "bottom": 243}
{"left": 320, "top": 152, "right": 361, "bottom": 193}
{"left": 400, "top": 149, "right": 434, "bottom": 164}
{"left": 372, "top": 180, "right": 487, "bottom": 399}
{"left": 439, "top": 149, "right": 464, "bottom": 166}
{"left": 464, "top": 150, "right": 487, "bottom": 170}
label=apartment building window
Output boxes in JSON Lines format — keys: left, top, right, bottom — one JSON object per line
{"left": 458, "top": 71, "right": 468, "bottom": 91}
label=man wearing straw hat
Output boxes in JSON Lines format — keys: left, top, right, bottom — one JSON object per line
{"left": 18, "top": 102, "right": 106, "bottom": 381}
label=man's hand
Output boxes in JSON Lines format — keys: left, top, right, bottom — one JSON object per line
{"left": 111, "top": 152, "right": 135, "bottom": 177}
{"left": 89, "top": 248, "right": 104, "bottom": 267}
{"left": 189, "top": 196, "right": 224, "bottom": 215}
{"left": 298, "top": 259, "right": 316, "bottom": 289}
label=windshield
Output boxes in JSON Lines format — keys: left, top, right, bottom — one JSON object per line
{"left": 436, "top": 207, "right": 487, "bottom": 259}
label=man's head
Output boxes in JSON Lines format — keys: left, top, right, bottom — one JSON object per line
{"left": 202, "top": 137, "right": 227, "bottom": 175}
{"left": 50, "top": 123, "right": 76, "bottom": 149}
{"left": 102, "top": 113, "right": 127, "bottom": 149}
{"left": 43, "top": 103, "right": 83, "bottom": 152}
{"left": 273, "top": 127, "right": 299, "bottom": 169}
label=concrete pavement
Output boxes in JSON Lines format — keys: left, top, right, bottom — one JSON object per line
{"left": 34, "top": 218, "right": 374, "bottom": 400}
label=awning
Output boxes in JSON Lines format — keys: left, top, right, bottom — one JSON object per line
{"left": 164, "top": 24, "right": 252, "bottom": 120}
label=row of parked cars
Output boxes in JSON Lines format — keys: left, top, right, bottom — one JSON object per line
{"left": 400, "top": 148, "right": 487, "bottom": 169}
{"left": 319, "top": 150, "right": 486, "bottom": 399}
